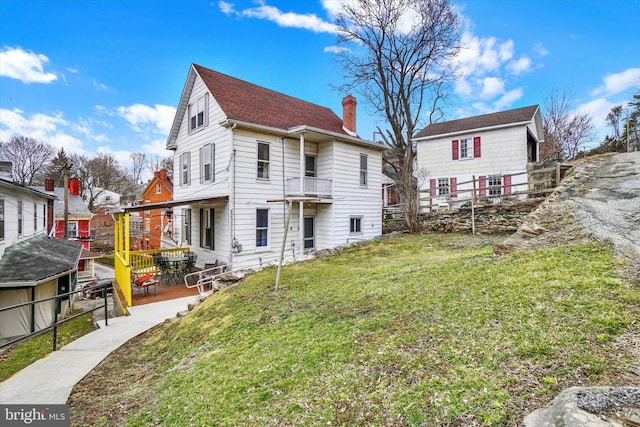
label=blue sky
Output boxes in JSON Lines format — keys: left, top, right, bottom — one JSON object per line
{"left": 1, "top": 0, "right": 638, "bottom": 172}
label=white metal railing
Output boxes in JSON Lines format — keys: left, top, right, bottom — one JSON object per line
{"left": 183, "top": 263, "right": 232, "bottom": 296}
{"left": 286, "top": 177, "right": 332, "bottom": 198}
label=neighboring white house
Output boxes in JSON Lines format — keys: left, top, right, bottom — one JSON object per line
{"left": 165, "top": 64, "right": 384, "bottom": 270}
{"left": 414, "top": 105, "right": 544, "bottom": 210}
{"left": 0, "top": 162, "right": 83, "bottom": 345}
{"left": 92, "top": 188, "right": 122, "bottom": 207}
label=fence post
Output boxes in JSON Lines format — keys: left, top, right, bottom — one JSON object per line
{"left": 555, "top": 162, "right": 561, "bottom": 187}
{"left": 471, "top": 175, "right": 476, "bottom": 235}
{"left": 52, "top": 295, "right": 60, "bottom": 352}
{"left": 104, "top": 281, "right": 109, "bottom": 326}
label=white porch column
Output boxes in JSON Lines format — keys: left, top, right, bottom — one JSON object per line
{"left": 299, "top": 134, "right": 305, "bottom": 251}
{"left": 299, "top": 134, "right": 305, "bottom": 194}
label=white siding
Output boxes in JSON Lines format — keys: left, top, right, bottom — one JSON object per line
{"left": 171, "top": 72, "right": 384, "bottom": 270}
{"left": 330, "top": 142, "right": 382, "bottom": 247}
{"left": 172, "top": 77, "right": 231, "bottom": 202}
{"left": 416, "top": 124, "right": 532, "bottom": 208}
{"left": 0, "top": 186, "right": 49, "bottom": 257}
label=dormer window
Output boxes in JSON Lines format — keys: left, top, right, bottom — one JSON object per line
{"left": 188, "top": 94, "right": 208, "bottom": 132}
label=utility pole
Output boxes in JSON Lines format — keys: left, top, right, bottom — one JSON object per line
{"left": 63, "top": 163, "right": 71, "bottom": 239}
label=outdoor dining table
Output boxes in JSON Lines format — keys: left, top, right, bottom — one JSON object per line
{"left": 165, "top": 255, "right": 189, "bottom": 281}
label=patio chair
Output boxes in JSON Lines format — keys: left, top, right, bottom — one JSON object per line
{"left": 185, "top": 252, "right": 197, "bottom": 272}
{"left": 152, "top": 254, "right": 173, "bottom": 285}
{"left": 133, "top": 273, "right": 158, "bottom": 296}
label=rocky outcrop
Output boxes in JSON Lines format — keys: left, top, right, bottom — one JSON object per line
{"left": 523, "top": 386, "right": 640, "bottom": 426}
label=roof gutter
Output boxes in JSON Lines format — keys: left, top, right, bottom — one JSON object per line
{"left": 220, "top": 119, "right": 385, "bottom": 151}
{"left": 0, "top": 268, "right": 78, "bottom": 289}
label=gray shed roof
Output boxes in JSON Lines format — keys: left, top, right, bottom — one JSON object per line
{"left": 0, "top": 235, "right": 83, "bottom": 287}
{"left": 414, "top": 105, "right": 540, "bottom": 139}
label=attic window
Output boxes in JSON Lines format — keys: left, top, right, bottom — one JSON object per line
{"left": 188, "top": 94, "right": 208, "bottom": 132}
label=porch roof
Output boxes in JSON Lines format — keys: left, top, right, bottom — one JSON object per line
{"left": 0, "top": 235, "right": 83, "bottom": 288}
{"left": 117, "top": 195, "right": 229, "bottom": 213}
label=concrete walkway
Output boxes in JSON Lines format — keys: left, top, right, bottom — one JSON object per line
{"left": 0, "top": 295, "right": 201, "bottom": 404}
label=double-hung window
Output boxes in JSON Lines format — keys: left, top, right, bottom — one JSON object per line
{"left": 453, "top": 137, "right": 481, "bottom": 160}
{"left": 359, "top": 154, "right": 368, "bottom": 186}
{"left": 350, "top": 216, "right": 362, "bottom": 234}
{"left": 188, "top": 94, "right": 208, "bottom": 132}
{"left": 488, "top": 175, "right": 502, "bottom": 196}
{"left": 182, "top": 208, "right": 192, "bottom": 245}
{"left": 437, "top": 178, "right": 450, "bottom": 196}
{"left": 200, "top": 143, "right": 215, "bottom": 183}
{"left": 17, "top": 200, "right": 23, "bottom": 236}
{"left": 179, "top": 152, "right": 191, "bottom": 186}
{"left": 68, "top": 221, "right": 78, "bottom": 238}
{"left": 256, "top": 209, "right": 269, "bottom": 247}
{"left": 155, "top": 183, "right": 162, "bottom": 194}
{"left": 257, "top": 142, "right": 269, "bottom": 179}
{"left": 0, "top": 199, "right": 5, "bottom": 239}
{"left": 200, "top": 208, "right": 214, "bottom": 250}
{"left": 460, "top": 138, "right": 471, "bottom": 159}
{"left": 33, "top": 202, "right": 37, "bottom": 231}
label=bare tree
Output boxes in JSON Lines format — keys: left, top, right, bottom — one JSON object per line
{"left": 70, "top": 153, "right": 132, "bottom": 210}
{"left": 605, "top": 105, "right": 623, "bottom": 141}
{"left": 147, "top": 154, "right": 174, "bottom": 178}
{"left": 542, "top": 88, "right": 594, "bottom": 160}
{"left": 128, "top": 152, "right": 149, "bottom": 184}
{"left": 0, "top": 135, "right": 56, "bottom": 184}
{"left": 334, "top": 0, "right": 460, "bottom": 232}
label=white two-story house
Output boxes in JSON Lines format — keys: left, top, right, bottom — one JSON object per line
{"left": 414, "top": 105, "right": 544, "bottom": 210}
{"left": 166, "top": 64, "right": 384, "bottom": 270}
{"left": 0, "top": 162, "right": 83, "bottom": 345}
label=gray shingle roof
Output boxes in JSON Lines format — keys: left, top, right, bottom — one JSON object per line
{"left": 31, "top": 187, "right": 93, "bottom": 216}
{"left": 414, "top": 105, "right": 539, "bottom": 139}
{"left": 0, "top": 235, "right": 83, "bottom": 287}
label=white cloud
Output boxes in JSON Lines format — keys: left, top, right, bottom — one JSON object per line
{"left": 506, "top": 56, "right": 532, "bottom": 75}
{"left": 533, "top": 42, "right": 549, "bottom": 57}
{"left": 591, "top": 68, "right": 640, "bottom": 97}
{"left": 494, "top": 88, "right": 524, "bottom": 110}
{"left": 220, "top": 0, "right": 337, "bottom": 33}
{"left": 92, "top": 79, "right": 110, "bottom": 91}
{"left": 142, "top": 139, "right": 173, "bottom": 158}
{"left": 324, "top": 45, "right": 350, "bottom": 54}
{"left": 0, "top": 108, "right": 87, "bottom": 154}
{"left": 575, "top": 98, "right": 612, "bottom": 129}
{"left": 480, "top": 77, "right": 504, "bottom": 99}
{"left": 0, "top": 46, "right": 58, "bottom": 84}
{"left": 116, "top": 104, "right": 176, "bottom": 136}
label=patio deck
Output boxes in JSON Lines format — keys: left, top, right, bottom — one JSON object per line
{"left": 131, "top": 278, "right": 200, "bottom": 306}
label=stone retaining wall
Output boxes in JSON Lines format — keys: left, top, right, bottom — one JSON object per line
{"left": 383, "top": 199, "right": 544, "bottom": 234}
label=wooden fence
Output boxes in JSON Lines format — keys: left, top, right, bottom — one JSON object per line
{"left": 382, "top": 163, "right": 570, "bottom": 221}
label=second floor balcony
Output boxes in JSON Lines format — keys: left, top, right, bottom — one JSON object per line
{"left": 285, "top": 177, "right": 333, "bottom": 199}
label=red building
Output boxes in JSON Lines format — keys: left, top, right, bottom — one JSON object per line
{"left": 139, "top": 169, "right": 173, "bottom": 250}
{"left": 34, "top": 178, "right": 93, "bottom": 250}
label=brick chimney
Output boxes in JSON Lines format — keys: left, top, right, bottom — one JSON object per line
{"left": 44, "top": 179, "right": 54, "bottom": 191}
{"left": 342, "top": 94, "right": 357, "bottom": 134}
{"left": 156, "top": 169, "right": 168, "bottom": 180}
{"left": 68, "top": 177, "right": 80, "bottom": 196}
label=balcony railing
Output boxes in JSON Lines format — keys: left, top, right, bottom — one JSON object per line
{"left": 285, "top": 177, "right": 333, "bottom": 198}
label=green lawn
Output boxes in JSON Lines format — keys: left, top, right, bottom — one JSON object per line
{"left": 69, "top": 233, "right": 639, "bottom": 426}
{"left": 0, "top": 313, "right": 96, "bottom": 382}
